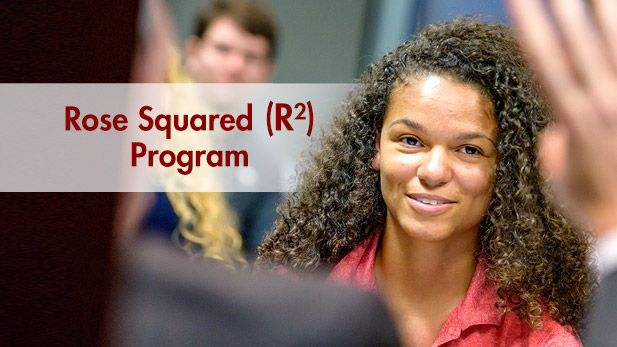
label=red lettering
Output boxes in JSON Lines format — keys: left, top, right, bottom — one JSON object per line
{"left": 220, "top": 114, "right": 234, "bottom": 131}
{"left": 82, "top": 114, "right": 99, "bottom": 131}
{"left": 226, "top": 150, "right": 248, "bottom": 167}
{"left": 100, "top": 114, "right": 112, "bottom": 131}
{"left": 66, "top": 106, "right": 81, "bottom": 130}
{"left": 155, "top": 113, "right": 172, "bottom": 140}
{"left": 207, "top": 150, "right": 223, "bottom": 167}
{"left": 114, "top": 114, "right": 128, "bottom": 131}
{"left": 275, "top": 103, "right": 293, "bottom": 131}
{"left": 139, "top": 105, "right": 154, "bottom": 131}
{"left": 195, "top": 150, "right": 206, "bottom": 167}
{"left": 66, "top": 106, "right": 127, "bottom": 132}
{"left": 208, "top": 114, "right": 220, "bottom": 131}
{"left": 177, "top": 150, "right": 193, "bottom": 175}
{"left": 131, "top": 142, "right": 146, "bottom": 166}
{"left": 131, "top": 143, "right": 248, "bottom": 174}
{"left": 174, "top": 114, "right": 188, "bottom": 131}
{"left": 190, "top": 114, "right": 207, "bottom": 130}
{"left": 148, "top": 150, "right": 159, "bottom": 166}
{"left": 160, "top": 150, "right": 175, "bottom": 167}
{"left": 237, "top": 104, "right": 252, "bottom": 131}
{"left": 154, "top": 114, "right": 171, "bottom": 140}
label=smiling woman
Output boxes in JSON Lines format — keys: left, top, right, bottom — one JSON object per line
{"left": 375, "top": 75, "right": 497, "bottom": 245}
{"left": 256, "top": 18, "right": 594, "bottom": 347}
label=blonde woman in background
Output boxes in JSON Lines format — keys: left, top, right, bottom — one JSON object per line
{"left": 165, "top": 47, "right": 246, "bottom": 269}
{"left": 120, "top": 0, "right": 246, "bottom": 269}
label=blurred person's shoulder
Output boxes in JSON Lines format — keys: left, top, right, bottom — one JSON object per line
{"left": 110, "top": 235, "right": 400, "bottom": 347}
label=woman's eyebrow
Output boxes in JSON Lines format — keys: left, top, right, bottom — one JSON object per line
{"left": 389, "top": 119, "right": 426, "bottom": 132}
{"left": 455, "top": 133, "right": 497, "bottom": 147}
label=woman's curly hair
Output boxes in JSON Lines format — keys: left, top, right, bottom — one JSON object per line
{"left": 256, "top": 18, "right": 594, "bottom": 330}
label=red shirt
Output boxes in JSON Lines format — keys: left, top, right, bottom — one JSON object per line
{"left": 328, "top": 232, "right": 581, "bottom": 347}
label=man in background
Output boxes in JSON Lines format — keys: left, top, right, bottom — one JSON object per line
{"left": 184, "top": 0, "right": 276, "bottom": 84}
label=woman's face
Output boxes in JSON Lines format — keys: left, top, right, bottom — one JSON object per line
{"left": 374, "top": 74, "right": 497, "bottom": 242}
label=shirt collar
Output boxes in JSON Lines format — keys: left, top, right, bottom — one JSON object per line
{"left": 328, "top": 230, "right": 505, "bottom": 344}
{"left": 433, "top": 257, "right": 504, "bottom": 345}
{"left": 327, "top": 230, "right": 381, "bottom": 292}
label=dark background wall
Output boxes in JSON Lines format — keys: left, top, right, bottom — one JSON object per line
{"left": 1, "top": 1, "right": 137, "bottom": 346}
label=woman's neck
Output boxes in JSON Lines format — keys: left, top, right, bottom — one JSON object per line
{"left": 376, "top": 224, "right": 478, "bottom": 295}
{"left": 374, "top": 221, "right": 478, "bottom": 346}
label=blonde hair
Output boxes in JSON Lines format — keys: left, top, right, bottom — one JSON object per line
{"left": 168, "top": 192, "right": 246, "bottom": 268}
{"left": 163, "top": 45, "right": 246, "bottom": 268}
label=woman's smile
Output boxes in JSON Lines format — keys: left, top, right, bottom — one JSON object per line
{"left": 407, "top": 193, "right": 455, "bottom": 213}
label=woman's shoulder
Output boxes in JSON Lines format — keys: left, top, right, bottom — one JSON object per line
{"left": 536, "top": 316, "right": 581, "bottom": 346}
{"left": 500, "top": 312, "right": 581, "bottom": 347}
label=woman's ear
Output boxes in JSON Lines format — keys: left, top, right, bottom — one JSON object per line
{"left": 372, "top": 134, "right": 381, "bottom": 171}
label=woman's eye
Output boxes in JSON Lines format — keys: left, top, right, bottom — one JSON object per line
{"left": 460, "top": 146, "right": 482, "bottom": 155}
{"left": 401, "top": 137, "right": 420, "bottom": 146}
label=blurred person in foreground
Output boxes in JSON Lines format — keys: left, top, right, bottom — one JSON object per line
{"left": 110, "top": 1, "right": 400, "bottom": 345}
{"left": 507, "top": 0, "right": 617, "bottom": 346}
{"left": 257, "top": 18, "right": 594, "bottom": 346}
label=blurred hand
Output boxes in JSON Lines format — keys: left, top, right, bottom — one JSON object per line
{"left": 507, "top": 0, "right": 617, "bottom": 234}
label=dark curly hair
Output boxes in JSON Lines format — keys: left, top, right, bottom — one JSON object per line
{"left": 256, "top": 18, "right": 594, "bottom": 330}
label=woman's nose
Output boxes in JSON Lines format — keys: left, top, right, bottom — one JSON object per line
{"left": 417, "top": 147, "right": 452, "bottom": 187}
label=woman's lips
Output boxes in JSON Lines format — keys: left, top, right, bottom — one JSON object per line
{"left": 407, "top": 194, "right": 455, "bottom": 213}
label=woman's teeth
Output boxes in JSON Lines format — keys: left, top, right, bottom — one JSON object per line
{"left": 417, "top": 198, "right": 445, "bottom": 205}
